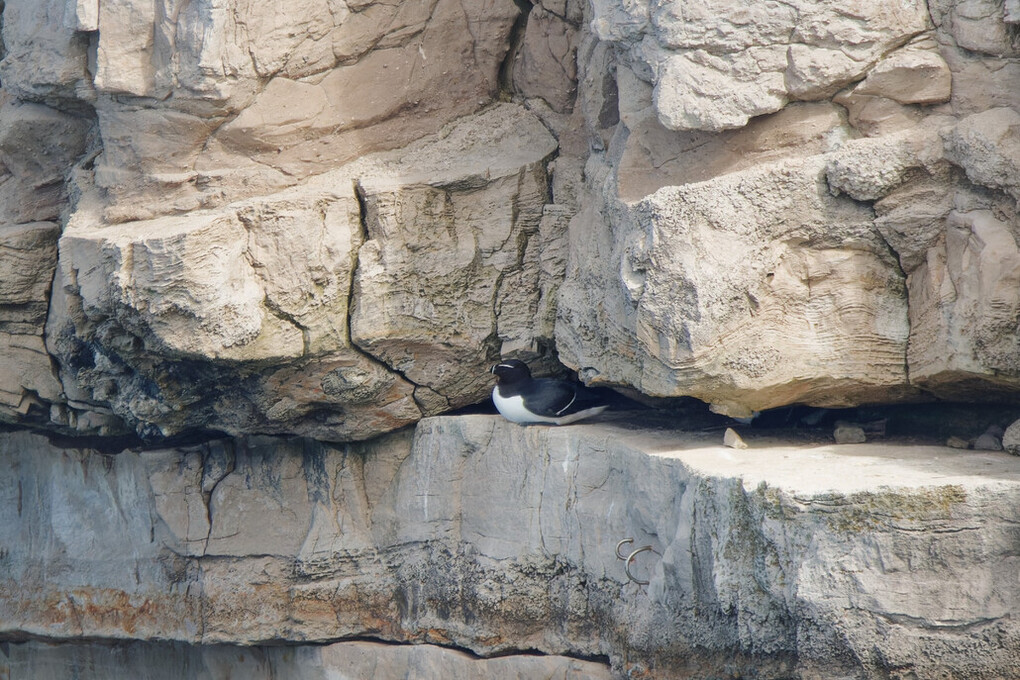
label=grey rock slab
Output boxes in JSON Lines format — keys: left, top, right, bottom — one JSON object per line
{"left": 0, "top": 639, "right": 611, "bottom": 680}
{"left": 3, "top": 417, "right": 1020, "bottom": 677}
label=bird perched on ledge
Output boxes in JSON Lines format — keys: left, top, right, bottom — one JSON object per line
{"left": 490, "top": 359, "right": 609, "bottom": 425}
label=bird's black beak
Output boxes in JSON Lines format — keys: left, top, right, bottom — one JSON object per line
{"left": 489, "top": 364, "right": 497, "bottom": 374}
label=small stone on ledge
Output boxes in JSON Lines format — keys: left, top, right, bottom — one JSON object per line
{"left": 723, "top": 427, "right": 748, "bottom": 449}
{"left": 834, "top": 422, "right": 867, "bottom": 444}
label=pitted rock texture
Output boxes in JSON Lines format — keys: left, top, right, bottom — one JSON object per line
{"left": 0, "top": 0, "right": 578, "bottom": 442}
{"left": 43, "top": 104, "right": 560, "bottom": 441}
{"left": 2, "top": 0, "right": 1020, "bottom": 677}
{"left": 3, "top": 416, "right": 1020, "bottom": 678}
{"left": 0, "top": 0, "right": 1019, "bottom": 436}
{"left": 559, "top": 0, "right": 1020, "bottom": 415}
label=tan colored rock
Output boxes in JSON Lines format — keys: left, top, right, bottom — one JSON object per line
{"left": 94, "top": 0, "right": 159, "bottom": 97}
{"left": 48, "top": 171, "right": 408, "bottom": 439}
{"left": 834, "top": 91, "right": 926, "bottom": 137}
{"left": 944, "top": 108, "right": 1020, "bottom": 202}
{"left": 89, "top": 0, "right": 522, "bottom": 220}
{"left": 786, "top": 45, "right": 865, "bottom": 101}
{"left": 853, "top": 45, "right": 953, "bottom": 105}
{"left": 350, "top": 105, "right": 559, "bottom": 411}
{"left": 48, "top": 105, "right": 558, "bottom": 440}
{"left": 62, "top": 209, "right": 309, "bottom": 362}
{"left": 558, "top": 155, "right": 913, "bottom": 416}
{"left": 1, "top": 0, "right": 1018, "bottom": 439}
{"left": 609, "top": 0, "right": 933, "bottom": 131}
{"left": 723, "top": 427, "right": 748, "bottom": 449}
{"left": 872, "top": 158, "right": 956, "bottom": 264}
{"left": 620, "top": 84, "right": 851, "bottom": 201}
{"left": 654, "top": 45, "right": 789, "bottom": 132}
{"left": 1004, "top": 419, "right": 1020, "bottom": 455}
{"left": 825, "top": 129, "right": 939, "bottom": 201}
{"left": 906, "top": 207, "right": 1020, "bottom": 400}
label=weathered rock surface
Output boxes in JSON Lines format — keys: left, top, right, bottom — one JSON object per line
{"left": 1, "top": 0, "right": 1018, "bottom": 432}
{"left": 2, "top": 0, "right": 1020, "bottom": 674}
{"left": 30, "top": 0, "right": 523, "bottom": 221}
{"left": 557, "top": 0, "right": 1020, "bottom": 415}
{"left": 3, "top": 416, "right": 1020, "bottom": 678}
{"left": 44, "top": 104, "right": 559, "bottom": 440}
{"left": 1004, "top": 419, "right": 1020, "bottom": 455}
{"left": 588, "top": 0, "right": 933, "bottom": 132}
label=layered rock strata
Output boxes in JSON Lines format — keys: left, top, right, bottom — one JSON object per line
{"left": 3, "top": 416, "right": 1019, "bottom": 678}
{"left": 0, "top": 640, "right": 611, "bottom": 680}
{"left": 1, "top": 0, "right": 1020, "bottom": 675}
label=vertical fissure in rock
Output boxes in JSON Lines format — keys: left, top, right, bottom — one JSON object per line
{"left": 201, "top": 439, "right": 236, "bottom": 554}
{"left": 346, "top": 178, "right": 372, "bottom": 353}
{"left": 0, "top": 1, "right": 6, "bottom": 69}
{"left": 869, "top": 209, "right": 914, "bottom": 388}
{"left": 497, "top": 0, "right": 533, "bottom": 102}
{"left": 346, "top": 179, "right": 436, "bottom": 413}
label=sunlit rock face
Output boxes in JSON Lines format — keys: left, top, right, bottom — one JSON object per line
{"left": 45, "top": 105, "right": 560, "bottom": 441}
{"left": 0, "top": 0, "right": 580, "bottom": 441}
{"left": 0, "top": 0, "right": 1019, "bottom": 438}
{"left": 558, "top": 0, "right": 1020, "bottom": 416}
{"left": 2, "top": 1, "right": 1020, "bottom": 678}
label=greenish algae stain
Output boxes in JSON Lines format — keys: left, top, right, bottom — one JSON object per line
{"left": 751, "top": 483, "right": 969, "bottom": 534}
{"left": 827, "top": 485, "right": 968, "bottom": 534}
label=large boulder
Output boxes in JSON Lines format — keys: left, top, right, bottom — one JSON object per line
{"left": 553, "top": 0, "right": 1020, "bottom": 414}
{"left": 47, "top": 105, "right": 560, "bottom": 441}
{"left": 558, "top": 152, "right": 914, "bottom": 416}
{"left": 589, "top": 0, "right": 932, "bottom": 132}
{"left": 84, "top": 0, "right": 523, "bottom": 221}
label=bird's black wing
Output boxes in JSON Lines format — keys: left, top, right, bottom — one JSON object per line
{"left": 525, "top": 379, "right": 604, "bottom": 418}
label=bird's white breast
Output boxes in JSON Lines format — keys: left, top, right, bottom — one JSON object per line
{"left": 492, "top": 387, "right": 559, "bottom": 424}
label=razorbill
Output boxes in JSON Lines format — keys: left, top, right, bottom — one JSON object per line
{"left": 490, "top": 359, "right": 608, "bottom": 425}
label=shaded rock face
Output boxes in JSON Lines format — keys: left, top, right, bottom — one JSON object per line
{"left": 3, "top": 417, "right": 1020, "bottom": 678}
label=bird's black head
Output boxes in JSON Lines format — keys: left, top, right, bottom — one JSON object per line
{"left": 490, "top": 359, "right": 532, "bottom": 384}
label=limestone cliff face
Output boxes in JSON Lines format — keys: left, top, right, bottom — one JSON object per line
{"left": 0, "top": 0, "right": 1018, "bottom": 439}
{"left": 1, "top": 0, "right": 1020, "bottom": 677}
